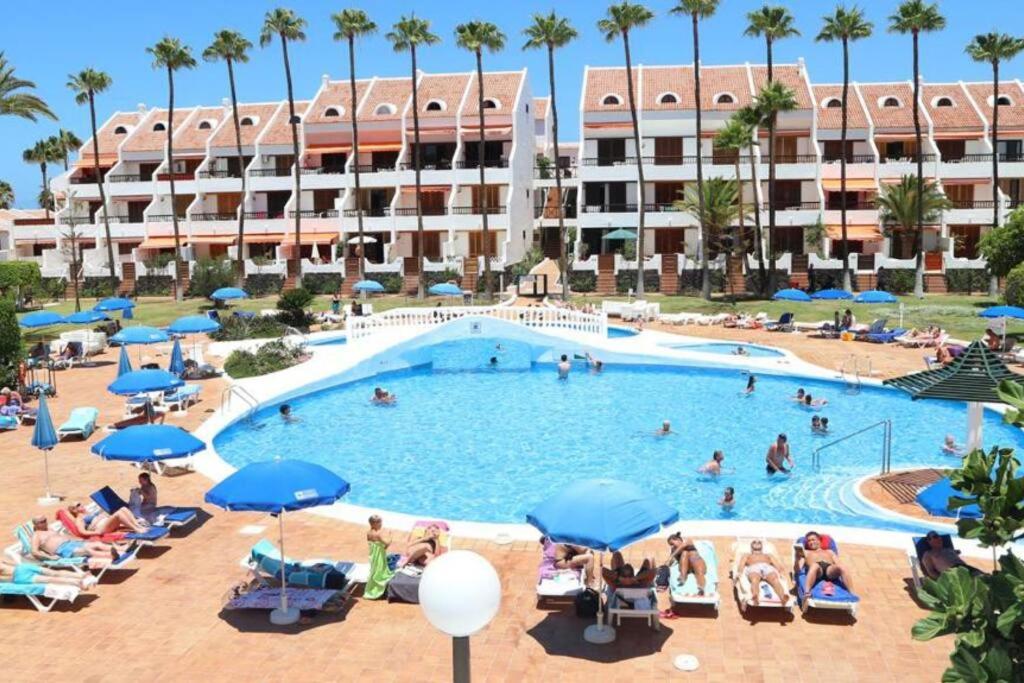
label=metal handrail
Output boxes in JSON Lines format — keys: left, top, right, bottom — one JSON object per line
{"left": 221, "top": 384, "right": 259, "bottom": 420}
{"left": 812, "top": 419, "right": 891, "bottom": 472}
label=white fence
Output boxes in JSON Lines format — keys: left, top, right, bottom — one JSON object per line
{"left": 347, "top": 305, "right": 608, "bottom": 341}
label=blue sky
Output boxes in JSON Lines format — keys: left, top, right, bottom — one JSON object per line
{"left": 1, "top": 0, "right": 1020, "bottom": 207}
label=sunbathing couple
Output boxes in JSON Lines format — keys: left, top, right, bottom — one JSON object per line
{"left": 29, "top": 516, "right": 135, "bottom": 568}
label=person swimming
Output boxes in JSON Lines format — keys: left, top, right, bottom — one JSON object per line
{"left": 719, "top": 487, "right": 735, "bottom": 510}
{"left": 279, "top": 404, "right": 300, "bottom": 423}
{"left": 942, "top": 434, "right": 965, "bottom": 457}
{"left": 803, "top": 393, "right": 827, "bottom": 410}
{"left": 656, "top": 420, "right": 675, "bottom": 437}
{"left": 820, "top": 417, "right": 829, "bottom": 433}
{"left": 698, "top": 450, "right": 725, "bottom": 476}
{"left": 766, "top": 434, "right": 794, "bottom": 475}
{"left": 489, "top": 356, "right": 498, "bottom": 367}
{"left": 585, "top": 352, "right": 604, "bottom": 372}
{"left": 557, "top": 354, "right": 571, "bottom": 380}
{"left": 372, "top": 387, "right": 396, "bottom": 405}
{"left": 732, "top": 346, "right": 749, "bottom": 356}
{"left": 744, "top": 375, "right": 757, "bottom": 395}
{"left": 811, "top": 415, "right": 823, "bottom": 433}
{"left": 792, "top": 388, "right": 806, "bottom": 402}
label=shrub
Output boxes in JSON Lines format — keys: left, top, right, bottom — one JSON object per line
{"left": 1006, "top": 262, "right": 1024, "bottom": 308}
{"left": 276, "top": 287, "right": 314, "bottom": 328}
{"left": 877, "top": 268, "right": 915, "bottom": 294}
{"left": 188, "top": 258, "right": 236, "bottom": 299}
{"left": 945, "top": 269, "right": 990, "bottom": 294}
{"left": 678, "top": 269, "right": 726, "bottom": 295}
{"left": 807, "top": 268, "right": 843, "bottom": 291}
{"left": 424, "top": 269, "right": 462, "bottom": 288}
{"left": 375, "top": 273, "right": 403, "bottom": 294}
{"left": 224, "top": 339, "right": 304, "bottom": 379}
{"left": 301, "top": 273, "right": 342, "bottom": 295}
{"left": 979, "top": 206, "right": 1024, "bottom": 277}
{"left": 245, "top": 273, "right": 284, "bottom": 296}
{"left": 209, "top": 315, "right": 287, "bottom": 341}
{"left": 568, "top": 269, "right": 596, "bottom": 293}
{"left": 37, "top": 277, "right": 67, "bottom": 302}
{"left": 0, "top": 261, "right": 41, "bottom": 294}
{"left": 82, "top": 277, "right": 118, "bottom": 298}
{"left": 135, "top": 275, "right": 173, "bottom": 296}
{"left": 616, "top": 269, "right": 659, "bottom": 294}
{"left": 0, "top": 299, "right": 21, "bottom": 388}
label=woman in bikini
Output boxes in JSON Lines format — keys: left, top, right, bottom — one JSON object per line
{"left": 399, "top": 525, "right": 441, "bottom": 568}
{"left": 552, "top": 541, "right": 595, "bottom": 585}
{"left": 64, "top": 502, "right": 149, "bottom": 536}
{"left": 666, "top": 532, "right": 708, "bottom": 596}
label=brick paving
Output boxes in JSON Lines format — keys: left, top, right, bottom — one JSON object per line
{"left": 0, "top": 340, "right": 956, "bottom": 682}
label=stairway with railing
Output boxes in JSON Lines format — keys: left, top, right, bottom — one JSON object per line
{"left": 812, "top": 419, "right": 892, "bottom": 474}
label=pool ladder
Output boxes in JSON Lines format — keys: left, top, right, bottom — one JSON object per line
{"left": 812, "top": 419, "right": 892, "bottom": 474}
{"left": 221, "top": 385, "right": 259, "bottom": 421}
{"left": 838, "top": 355, "right": 871, "bottom": 394}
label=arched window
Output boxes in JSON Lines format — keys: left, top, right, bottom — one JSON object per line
{"left": 481, "top": 98, "right": 499, "bottom": 110}
{"left": 323, "top": 107, "right": 341, "bottom": 117}
{"left": 997, "top": 95, "right": 1013, "bottom": 107}
{"left": 823, "top": 98, "right": 842, "bottom": 109}
{"left": 153, "top": 122, "right": 166, "bottom": 132}
{"left": 198, "top": 120, "right": 213, "bottom": 130}
{"left": 289, "top": 114, "right": 302, "bottom": 124}
{"left": 374, "top": 103, "right": 396, "bottom": 116}
{"left": 240, "top": 117, "right": 255, "bottom": 126}
{"left": 113, "top": 126, "right": 128, "bottom": 135}
{"left": 601, "top": 94, "right": 622, "bottom": 106}
{"left": 425, "top": 100, "right": 445, "bottom": 112}
{"left": 934, "top": 96, "right": 954, "bottom": 108}
{"left": 882, "top": 97, "right": 901, "bottom": 108}
{"left": 714, "top": 93, "right": 736, "bottom": 105}
{"left": 658, "top": 92, "right": 679, "bottom": 104}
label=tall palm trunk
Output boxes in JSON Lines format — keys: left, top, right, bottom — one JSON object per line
{"left": 410, "top": 47, "right": 425, "bottom": 298}
{"left": 166, "top": 66, "right": 185, "bottom": 302}
{"left": 912, "top": 31, "right": 925, "bottom": 298}
{"left": 749, "top": 152, "right": 766, "bottom": 293}
{"left": 348, "top": 34, "right": 366, "bottom": 282}
{"left": 281, "top": 34, "right": 303, "bottom": 288}
{"left": 38, "top": 163, "right": 49, "bottom": 219}
{"left": 694, "top": 14, "right": 710, "bottom": 300}
{"left": 731, "top": 154, "right": 744, "bottom": 301}
{"left": 88, "top": 92, "right": 117, "bottom": 295}
{"left": 766, "top": 39, "right": 778, "bottom": 293}
{"left": 64, "top": 193, "right": 80, "bottom": 311}
{"left": 227, "top": 57, "right": 248, "bottom": 286}
{"left": 840, "top": 37, "right": 851, "bottom": 291}
{"left": 622, "top": 30, "right": 646, "bottom": 296}
{"left": 548, "top": 45, "right": 569, "bottom": 301}
{"left": 989, "top": 60, "right": 1001, "bottom": 296}
{"left": 475, "top": 52, "right": 493, "bottom": 301}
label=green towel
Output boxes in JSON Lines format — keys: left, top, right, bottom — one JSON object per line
{"left": 364, "top": 540, "right": 395, "bottom": 600}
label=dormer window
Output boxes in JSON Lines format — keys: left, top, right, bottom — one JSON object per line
{"left": 153, "top": 122, "right": 166, "bottom": 132}
{"left": 658, "top": 92, "right": 679, "bottom": 105}
{"left": 995, "top": 95, "right": 1014, "bottom": 107}
{"left": 323, "top": 107, "right": 341, "bottom": 117}
{"left": 375, "top": 103, "right": 396, "bottom": 116}
{"left": 714, "top": 93, "right": 736, "bottom": 105}
{"left": 240, "top": 117, "right": 255, "bottom": 126}
{"left": 289, "top": 114, "right": 302, "bottom": 124}
{"left": 823, "top": 98, "right": 842, "bottom": 109}
{"left": 425, "top": 100, "right": 445, "bottom": 112}
{"left": 114, "top": 126, "right": 128, "bottom": 135}
{"left": 601, "top": 94, "right": 622, "bottom": 106}
{"left": 881, "top": 97, "right": 901, "bottom": 108}
{"left": 481, "top": 98, "right": 499, "bottom": 110}
{"left": 933, "top": 96, "right": 954, "bottom": 108}
{"left": 198, "top": 120, "right": 213, "bottom": 130}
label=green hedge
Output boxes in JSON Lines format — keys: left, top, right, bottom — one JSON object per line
{"left": 0, "top": 299, "right": 21, "bottom": 388}
{"left": 224, "top": 340, "right": 304, "bottom": 379}
{"left": 209, "top": 315, "right": 287, "bottom": 341}
{"left": 135, "top": 275, "right": 173, "bottom": 296}
{"left": 37, "top": 277, "right": 67, "bottom": 302}
{"left": 568, "top": 269, "right": 596, "bottom": 293}
{"left": 82, "top": 277, "right": 119, "bottom": 298}
{"left": 1006, "top": 263, "right": 1024, "bottom": 308}
{"left": 945, "top": 269, "right": 990, "bottom": 294}
{"left": 680, "top": 269, "right": 726, "bottom": 295}
{"left": 0, "top": 261, "right": 41, "bottom": 291}
{"left": 424, "top": 269, "right": 462, "bottom": 288}
{"left": 188, "top": 258, "right": 236, "bottom": 298}
{"left": 375, "top": 273, "right": 403, "bottom": 294}
{"left": 616, "top": 270, "right": 659, "bottom": 294}
{"left": 301, "top": 273, "right": 342, "bottom": 295}
{"left": 877, "top": 268, "right": 916, "bottom": 294}
{"left": 245, "top": 274, "right": 284, "bottom": 297}
{"left": 807, "top": 268, "right": 844, "bottom": 291}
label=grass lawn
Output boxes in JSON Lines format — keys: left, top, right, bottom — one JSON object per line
{"left": 573, "top": 292, "right": 1009, "bottom": 341}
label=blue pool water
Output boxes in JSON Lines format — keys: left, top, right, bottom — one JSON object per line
{"left": 213, "top": 337, "right": 1024, "bottom": 529}
{"left": 668, "top": 342, "right": 784, "bottom": 358}
{"left": 308, "top": 335, "right": 347, "bottom": 346}
{"left": 608, "top": 326, "right": 639, "bottom": 338}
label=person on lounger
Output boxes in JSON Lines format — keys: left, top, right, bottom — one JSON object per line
{"left": 935, "top": 344, "right": 953, "bottom": 366}
{"left": 398, "top": 524, "right": 442, "bottom": 568}
{"left": 30, "top": 517, "right": 124, "bottom": 566}
{"left": 665, "top": 533, "right": 708, "bottom": 595}
{"left": 64, "top": 502, "right": 149, "bottom": 535}
{"left": 766, "top": 434, "right": 794, "bottom": 475}
{"left": 920, "top": 531, "right": 979, "bottom": 579}
{"left": 0, "top": 559, "right": 96, "bottom": 589}
{"left": 736, "top": 540, "right": 791, "bottom": 606}
{"left": 129, "top": 472, "right": 160, "bottom": 521}
{"left": 698, "top": 450, "right": 725, "bottom": 476}
{"left": 602, "top": 552, "right": 656, "bottom": 589}
{"left": 551, "top": 540, "right": 595, "bottom": 585}
{"left": 797, "top": 531, "right": 854, "bottom": 595}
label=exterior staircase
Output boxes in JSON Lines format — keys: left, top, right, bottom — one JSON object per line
{"left": 924, "top": 273, "right": 947, "bottom": 294}
{"left": 340, "top": 257, "right": 360, "bottom": 296}
{"left": 855, "top": 273, "right": 877, "bottom": 291}
{"left": 660, "top": 253, "right": 679, "bottom": 294}
{"left": 402, "top": 257, "right": 420, "bottom": 294}
{"left": 461, "top": 257, "right": 479, "bottom": 293}
{"left": 118, "top": 262, "right": 136, "bottom": 296}
{"left": 596, "top": 254, "right": 616, "bottom": 295}
{"left": 282, "top": 259, "right": 300, "bottom": 291}
{"left": 171, "top": 262, "right": 190, "bottom": 298}
{"left": 789, "top": 254, "right": 809, "bottom": 289}
{"left": 726, "top": 255, "right": 746, "bottom": 295}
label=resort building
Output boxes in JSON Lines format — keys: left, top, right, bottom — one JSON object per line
{"left": 12, "top": 62, "right": 1024, "bottom": 295}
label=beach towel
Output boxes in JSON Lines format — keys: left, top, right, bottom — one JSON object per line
{"left": 225, "top": 586, "right": 340, "bottom": 611}
{"left": 365, "top": 540, "right": 395, "bottom": 600}
{"left": 669, "top": 539, "right": 719, "bottom": 598}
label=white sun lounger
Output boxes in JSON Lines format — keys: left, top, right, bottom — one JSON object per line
{"left": 669, "top": 539, "right": 721, "bottom": 613}
{"left": 0, "top": 581, "right": 81, "bottom": 612}
{"left": 606, "top": 586, "right": 660, "bottom": 630}
{"left": 537, "top": 568, "right": 586, "bottom": 599}
{"left": 730, "top": 538, "right": 794, "bottom": 613}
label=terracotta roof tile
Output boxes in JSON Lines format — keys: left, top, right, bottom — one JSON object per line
{"left": 173, "top": 107, "right": 226, "bottom": 151}
{"left": 261, "top": 101, "right": 310, "bottom": 145}
{"left": 533, "top": 97, "right": 549, "bottom": 119}
{"left": 751, "top": 65, "right": 812, "bottom": 109}
{"left": 921, "top": 85, "right": 984, "bottom": 131}
{"left": 360, "top": 78, "right": 411, "bottom": 121}
{"left": 964, "top": 81, "right": 1024, "bottom": 130}
{"left": 122, "top": 108, "right": 197, "bottom": 153}
{"left": 209, "top": 103, "right": 279, "bottom": 148}
{"left": 78, "top": 112, "right": 143, "bottom": 160}
{"left": 306, "top": 79, "right": 371, "bottom": 124}
{"left": 641, "top": 66, "right": 695, "bottom": 110}
{"left": 583, "top": 67, "right": 639, "bottom": 112}
{"left": 698, "top": 66, "right": 753, "bottom": 111}
{"left": 463, "top": 72, "right": 523, "bottom": 115}
{"left": 417, "top": 74, "right": 470, "bottom": 117}
{"left": 813, "top": 85, "right": 869, "bottom": 129}
{"left": 859, "top": 83, "right": 916, "bottom": 130}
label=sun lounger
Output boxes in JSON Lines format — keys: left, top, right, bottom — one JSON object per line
{"left": 0, "top": 580, "right": 81, "bottom": 612}
{"left": 906, "top": 533, "right": 982, "bottom": 590}
{"left": 863, "top": 327, "right": 907, "bottom": 344}
{"left": 730, "top": 538, "right": 794, "bottom": 613}
{"left": 536, "top": 538, "right": 586, "bottom": 600}
{"left": 792, "top": 535, "right": 859, "bottom": 616}
{"left": 55, "top": 509, "right": 169, "bottom": 546}
{"left": 765, "top": 312, "right": 794, "bottom": 333}
{"left": 90, "top": 486, "right": 197, "bottom": 530}
{"left": 162, "top": 384, "right": 200, "bottom": 413}
{"left": 606, "top": 586, "right": 660, "bottom": 629}
{"left": 896, "top": 331, "right": 948, "bottom": 348}
{"left": 245, "top": 538, "right": 369, "bottom": 591}
{"left": 8, "top": 523, "right": 137, "bottom": 582}
{"left": 668, "top": 539, "right": 720, "bottom": 612}
{"left": 57, "top": 407, "right": 99, "bottom": 441}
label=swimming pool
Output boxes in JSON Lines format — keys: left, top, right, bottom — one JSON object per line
{"left": 608, "top": 326, "right": 639, "bottom": 338}
{"left": 666, "top": 341, "right": 784, "bottom": 358}
{"left": 212, "top": 336, "right": 1024, "bottom": 530}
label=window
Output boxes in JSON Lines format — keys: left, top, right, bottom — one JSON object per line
{"left": 823, "top": 98, "right": 842, "bottom": 109}
{"left": 934, "top": 96, "right": 954, "bottom": 108}
{"left": 997, "top": 95, "right": 1013, "bottom": 107}
{"left": 425, "top": 100, "right": 445, "bottom": 112}
{"left": 113, "top": 126, "right": 128, "bottom": 135}
{"left": 198, "top": 120, "right": 213, "bottom": 130}
{"left": 481, "top": 98, "right": 499, "bottom": 110}
{"left": 240, "top": 117, "right": 255, "bottom": 126}
{"left": 658, "top": 92, "right": 679, "bottom": 105}
{"left": 323, "top": 107, "right": 341, "bottom": 117}
{"left": 289, "top": 114, "right": 302, "bottom": 124}
{"left": 153, "top": 122, "right": 166, "bottom": 132}
{"left": 714, "top": 93, "right": 736, "bottom": 105}
{"left": 881, "top": 97, "right": 901, "bottom": 108}
{"left": 601, "top": 94, "right": 622, "bottom": 106}
{"left": 374, "top": 103, "right": 396, "bottom": 116}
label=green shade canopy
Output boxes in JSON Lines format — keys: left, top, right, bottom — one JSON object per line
{"left": 602, "top": 229, "right": 637, "bottom": 241}
{"left": 883, "top": 341, "right": 1022, "bottom": 403}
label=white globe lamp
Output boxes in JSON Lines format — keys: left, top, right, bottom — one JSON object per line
{"left": 419, "top": 551, "right": 502, "bottom": 682}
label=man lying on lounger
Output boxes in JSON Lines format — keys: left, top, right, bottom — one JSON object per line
{"left": 796, "top": 531, "right": 854, "bottom": 595}
{"left": 921, "top": 531, "right": 981, "bottom": 580}
{"left": 0, "top": 559, "right": 96, "bottom": 589}
{"left": 736, "top": 540, "right": 791, "bottom": 606}
{"left": 30, "top": 516, "right": 128, "bottom": 567}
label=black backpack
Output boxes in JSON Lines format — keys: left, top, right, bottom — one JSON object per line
{"left": 574, "top": 588, "right": 600, "bottom": 619}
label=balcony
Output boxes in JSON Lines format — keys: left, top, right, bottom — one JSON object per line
{"left": 642, "top": 203, "right": 684, "bottom": 213}
{"left": 197, "top": 169, "right": 241, "bottom": 179}
{"left": 948, "top": 199, "right": 997, "bottom": 210}
{"left": 583, "top": 203, "right": 636, "bottom": 213}
{"left": 761, "top": 154, "right": 819, "bottom": 165}
{"left": 69, "top": 175, "right": 104, "bottom": 185}
{"left": 759, "top": 201, "right": 821, "bottom": 211}
{"left": 822, "top": 154, "right": 877, "bottom": 164}
{"left": 101, "top": 215, "right": 137, "bottom": 224}
{"left": 455, "top": 159, "right": 509, "bottom": 169}
{"left": 343, "top": 207, "right": 389, "bottom": 218}
{"left": 825, "top": 201, "right": 877, "bottom": 211}
{"left": 191, "top": 212, "right": 238, "bottom": 221}
{"left": 880, "top": 153, "right": 937, "bottom": 164}
{"left": 250, "top": 168, "right": 292, "bottom": 178}
{"left": 242, "top": 211, "right": 285, "bottom": 220}
{"left": 147, "top": 214, "right": 188, "bottom": 222}
{"left": 1000, "top": 152, "right": 1024, "bottom": 163}
{"left": 299, "top": 165, "right": 347, "bottom": 176}
{"left": 287, "top": 209, "right": 340, "bottom": 218}
{"left": 108, "top": 174, "right": 145, "bottom": 183}
{"left": 393, "top": 206, "right": 445, "bottom": 217}
{"left": 352, "top": 163, "right": 399, "bottom": 173}
{"left": 942, "top": 153, "right": 994, "bottom": 164}
{"left": 449, "top": 205, "right": 506, "bottom": 215}
{"left": 398, "top": 160, "right": 455, "bottom": 171}
{"left": 581, "top": 157, "right": 638, "bottom": 167}
{"left": 534, "top": 166, "right": 577, "bottom": 180}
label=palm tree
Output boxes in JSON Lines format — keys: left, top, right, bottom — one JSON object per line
{"left": 889, "top": 0, "right": 946, "bottom": 298}
{"left": 817, "top": 5, "right": 873, "bottom": 292}
{"left": 966, "top": 32, "right": 1024, "bottom": 296}
{"left": 147, "top": 38, "right": 197, "bottom": 301}
{"left": 0, "top": 53, "right": 55, "bottom": 121}
{"left": 746, "top": 5, "right": 799, "bottom": 293}
{"left": 204, "top": 29, "right": 254, "bottom": 286}
{"left": 0, "top": 180, "right": 13, "bottom": 209}
{"left": 736, "top": 105, "right": 768, "bottom": 292}
{"left": 68, "top": 68, "right": 117, "bottom": 293}
{"left": 671, "top": 1, "right": 719, "bottom": 300}
{"left": 598, "top": 2, "right": 655, "bottom": 297}
{"left": 524, "top": 13, "right": 578, "bottom": 302}
{"left": 714, "top": 119, "right": 751, "bottom": 273}
{"left": 332, "top": 9, "right": 377, "bottom": 284}
{"left": 387, "top": 16, "right": 441, "bottom": 299}
{"left": 456, "top": 21, "right": 506, "bottom": 303}
{"left": 261, "top": 8, "right": 308, "bottom": 288}
{"left": 52, "top": 129, "right": 83, "bottom": 171}
{"left": 675, "top": 177, "right": 741, "bottom": 265}
{"left": 752, "top": 82, "right": 798, "bottom": 291}
{"left": 877, "top": 175, "right": 952, "bottom": 256}
{"left": 22, "top": 139, "right": 55, "bottom": 219}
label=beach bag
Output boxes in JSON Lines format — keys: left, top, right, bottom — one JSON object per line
{"left": 655, "top": 565, "right": 670, "bottom": 588}
{"left": 574, "top": 588, "right": 599, "bottom": 619}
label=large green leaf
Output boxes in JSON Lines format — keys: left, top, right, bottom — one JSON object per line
{"left": 946, "top": 648, "right": 988, "bottom": 683}
{"left": 980, "top": 646, "right": 1013, "bottom": 682}
{"left": 995, "top": 602, "right": 1021, "bottom": 639}
{"left": 912, "top": 613, "right": 953, "bottom": 641}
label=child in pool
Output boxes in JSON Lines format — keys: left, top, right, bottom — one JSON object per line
{"left": 811, "top": 415, "right": 823, "bottom": 433}
{"left": 743, "top": 375, "right": 757, "bottom": 395}
{"left": 719, "top": 487, "right": 735, "bottom": 510}
{"left": 942, "top": 434, "right": 965, "bottom": 457}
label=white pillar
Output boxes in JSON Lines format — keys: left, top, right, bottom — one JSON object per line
{"left": 966, "top": 401, "right": 984, "bottom": 452}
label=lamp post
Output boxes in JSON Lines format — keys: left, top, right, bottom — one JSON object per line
{"left": 419, "top": 550, "right": 501, "bottom": 683}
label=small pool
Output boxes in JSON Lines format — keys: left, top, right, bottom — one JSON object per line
{"left": 608, "top": 326, "right": 639, "bottom": 338}
{"left": 668, "top": 341, "right": 784, "bottom": 358}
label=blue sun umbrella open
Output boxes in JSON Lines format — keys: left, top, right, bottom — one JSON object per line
{"left": 353, "top": 280, "right": 384, "bottom": 293}
{"left": 108, "top": 369, "right": 183, "bottom": 396}
{"left": 19, "top": 310, "right": 65, "bottom": 328}
{"left": 603, "top": 228, "right": 637, "bottom": 241}
{"left": 428, "top": 283, "right": 462, "bottom": 297}
{"left": 31, "top": 393, "right": 60, "bottom": 504}
{"left": 168, "top": 315, "right": 220, "bottom": 334}
{"left": 210, "top": 287, "right": 248, "bottom": 301}
{"left": 205, "top": 458, "right": 351, "bottom": 625}
{"left": 111, "top": 326, "right": 169, "bottom": 345}
{"left": 93, "top": 297, "right": 135, "bottom": 312}
{"left": 772, "top": 288, "right": 812, "bottom": 302}
{"left": 811, "top": 288, "right": 853, "bottom": 301}
{"left": 979, "top": 305, "right": 1024, "bottom": 320}
{"left": 64, "top": 310, "right": 109, "bottom": 325}
{"left": 91, "top": 424, "right": 205, "bottom": 463}
{"left": 854, "top": 290, "right": 898, "bottom": 304}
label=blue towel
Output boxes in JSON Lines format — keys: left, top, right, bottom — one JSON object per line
{"left": 125, "top": 526, "right": 169, "bottom": 541}
{"left": 0, "top": 582, "right": 46, "bottom": 596}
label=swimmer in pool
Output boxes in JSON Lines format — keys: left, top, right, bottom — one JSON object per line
{"left": 279, "top": 404, "right": 300, "bottom": 423}
{"left": 655, "top": 420, "right": 675, "bottom": 437}
{"left": 719, "top": 487, "right": 735, "bottom": 510}
{"left": 820, "top": 417, "right": 830, "bottom": 434}
{"left": 372, "top": 387, "right": 396, "bottom": 405}
{"left": 557, "top": 354, "right": 571, "bottom": 379}
{"left": 803, "top": 393, "right": 827, "bottom": 409}
{"left": 792, "top": 388, "right": 806, "bottom": 402}
{"left": 744, "top": 375, "right": 757, "bottom": 395}
{"left": 698, "top": 450, "right": 725, "bottom": 476}
{"left": 585, "top": 352, "right": 604, "bottom": 372}
{"left": 733, "top": 346, "right": 749, "bottom": 356}
{"left": 942, "top": 434, "right": 965, "bottom": 457}
{"left": 489, "top": 356, "right": 498, "bottom": 367}
{"left": 766, "top": 434, "right": 793, "bottom": 475}
{"left": 811, "top": 415, "right": 824, "bottom": 434}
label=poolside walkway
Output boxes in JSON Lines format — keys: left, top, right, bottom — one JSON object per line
{"left": 1, "top": 343, "right": 957, "bottom": 682}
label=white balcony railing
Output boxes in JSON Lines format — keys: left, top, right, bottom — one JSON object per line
{"left": 347, "top": 305, "right": 607, "bottom": 341}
